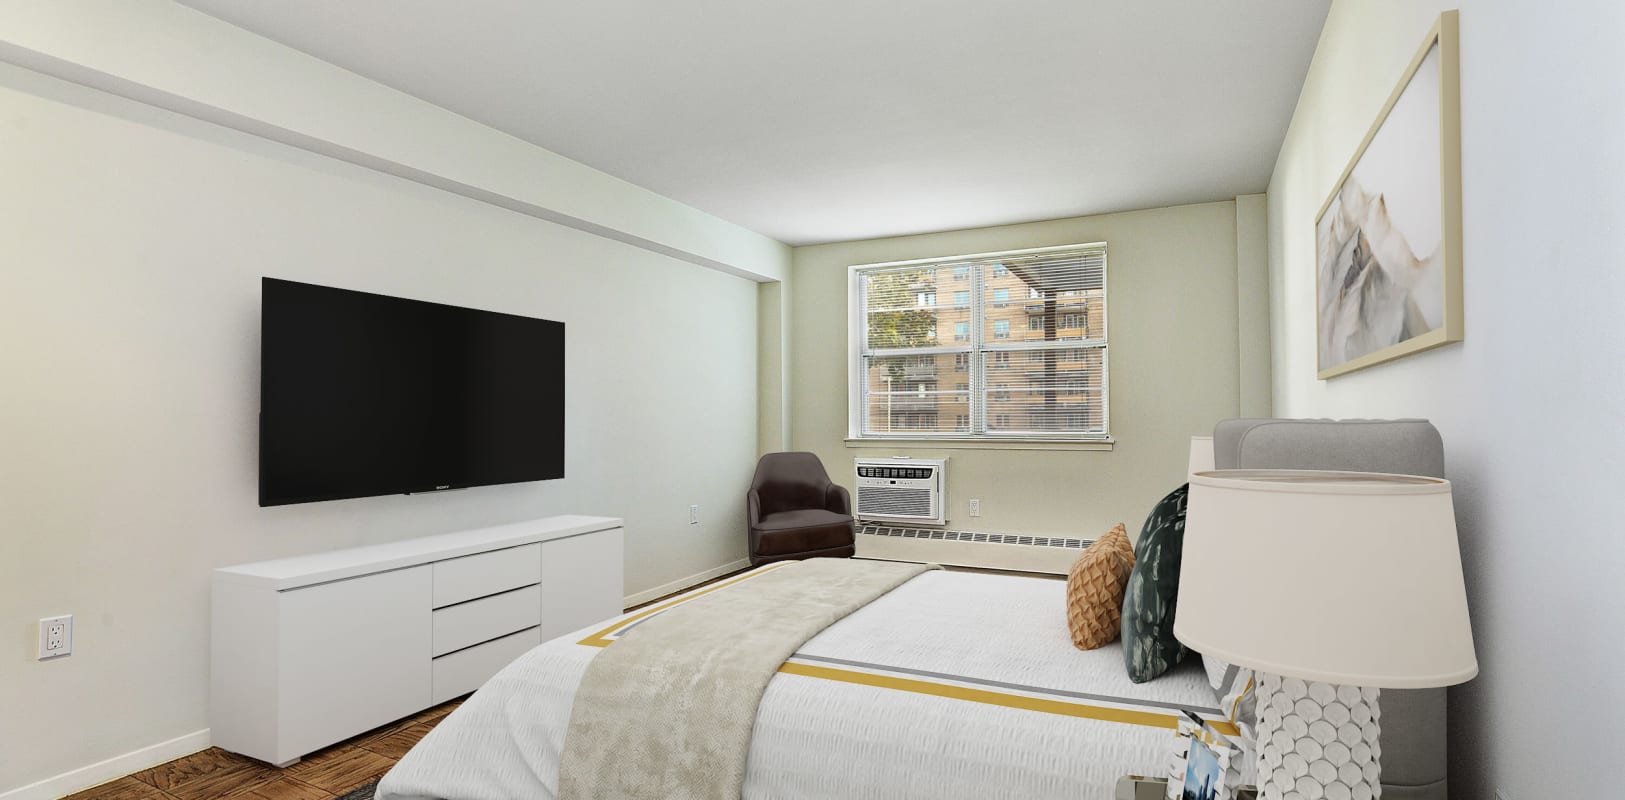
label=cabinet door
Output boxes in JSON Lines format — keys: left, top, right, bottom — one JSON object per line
{"left": 277, "top": 565, "right": 431, "bottom": 761}
{"left": 540, "top": 528, "right": 624, "bottom": 641}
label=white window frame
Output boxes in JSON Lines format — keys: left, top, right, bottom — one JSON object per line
{"left": 847, "top": 242, "right": 1110, "bottom": 442}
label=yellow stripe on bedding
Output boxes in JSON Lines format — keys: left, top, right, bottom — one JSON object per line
{"left": 779, "top": 661, "right": 1240, "bottom": 736}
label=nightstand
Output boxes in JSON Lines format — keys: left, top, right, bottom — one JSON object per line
{"left": 1115, "top": 776, "right": 1257, "bottom": 800}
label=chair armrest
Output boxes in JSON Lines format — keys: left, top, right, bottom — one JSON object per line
{"left": 748, "top": 488, "right": 763, "bottom": 526}
{"left": 826, "top": 483, "right": 852, "bottom": 516}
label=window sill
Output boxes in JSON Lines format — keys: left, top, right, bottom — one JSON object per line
{"left": 844, "top": 437, "right": 1114, "bottom": 452}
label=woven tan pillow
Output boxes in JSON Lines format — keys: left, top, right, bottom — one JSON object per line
{"left": 1065, "top": 523, "right": 1137, "bottom": 650}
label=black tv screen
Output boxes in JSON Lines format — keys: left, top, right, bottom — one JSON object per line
{"left": 259, "top": 278, "right": 564, "bottom": 506}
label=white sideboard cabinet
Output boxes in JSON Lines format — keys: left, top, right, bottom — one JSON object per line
{"left": 210, "top": 515, "right": 623, "bottom": 766}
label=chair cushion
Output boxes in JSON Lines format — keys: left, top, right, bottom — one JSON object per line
{"left": 753, "top": 510, "right": 854, "bottom": 556}
{"left": 1120, "top": 483, "right": 1192, "bottom": 683}
{"left": 1065, "top": 523, "right": 1136, "bottom": 650}
{"left": 754, "top": 509, "right": 850, "bottom": 532}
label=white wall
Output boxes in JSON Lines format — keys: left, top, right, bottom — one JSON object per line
{"left": 1268, "top": 1, "right": 1625, "bottom": 796}
{"left": 0, "top": 0, "right": 790, "bottom": 283}
{"left": 0, "top": 58, "right": 761, "bottom": 797}
{"left": 790, "top": 201, "right": 1269, "bottom": 540}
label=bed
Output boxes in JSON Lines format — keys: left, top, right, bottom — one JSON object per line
{"left": 379, "top": 566, "right": 1234, "bottom": 800}
{"left": 378, "top": 418, "right": 1449, "bottom": 800}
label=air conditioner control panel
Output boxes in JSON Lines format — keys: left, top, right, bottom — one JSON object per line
{"left": 857, "top": 466, "right": 935, "bottom": 481}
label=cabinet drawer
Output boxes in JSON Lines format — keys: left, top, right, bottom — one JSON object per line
{"left": 432, "top": 584, "right": 541, "bottom": 657}
{"left": 431, "top": 625, "right": 542, "bottom": 704}
{"left": 433, "top": 543, "right": 542, "bottom": 609}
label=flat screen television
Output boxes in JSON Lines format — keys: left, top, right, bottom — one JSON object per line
{"left": 259, "top": 278, "right": 564, "bottom": 506}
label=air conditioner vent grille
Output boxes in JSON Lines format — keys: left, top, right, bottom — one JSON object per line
{"left": 856, "top": 487, "right": 933, "bottom": 518}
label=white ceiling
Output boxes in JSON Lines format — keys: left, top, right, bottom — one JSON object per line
{"left": 179, "top": 0, "right": 1329, "bottom": 246}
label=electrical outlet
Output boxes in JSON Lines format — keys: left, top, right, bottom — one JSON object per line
{"left": 969, "top": 498, "right": 981, "bottom": 517}
{"left": 689, "top": 504, "right": 699, "bottom": 525}
{"left": 38, "top": 614, "right": 72, "bottom": 660}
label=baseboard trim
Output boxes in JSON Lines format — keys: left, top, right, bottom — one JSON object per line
{"left": 0, "top": 729, "right": 210, "bottom": 800}
{"left": 623, "top": 557, "right": 752, "bottom": 609}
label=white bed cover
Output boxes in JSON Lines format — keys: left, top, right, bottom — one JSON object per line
{"left": 378, "top": 565, "right": 1231, "bottom": 800}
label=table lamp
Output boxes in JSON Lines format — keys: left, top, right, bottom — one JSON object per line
{"left": 1175, "top": 470, "right": 1476, "bottom": 800}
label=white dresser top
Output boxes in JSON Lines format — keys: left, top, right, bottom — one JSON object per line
{"left": 215, "top": 515, "right": 622, "bottom": 590}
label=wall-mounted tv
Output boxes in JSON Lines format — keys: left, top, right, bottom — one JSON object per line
{"left": 259, "top": 278, "right": 564, "bottom": 506}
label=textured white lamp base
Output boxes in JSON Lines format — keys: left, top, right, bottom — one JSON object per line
{"left": 1254, "top": 672, "right": 1382, "bottom": 800}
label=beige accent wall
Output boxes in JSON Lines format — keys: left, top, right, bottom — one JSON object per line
{"left": 1235, "top": 193, "right": 1272, "bottom": 417}
{"left": 1267, "top": 1, "right": 1625, "bottom": 796}
{"left": 789, "top": 201, "right": 1258, "bottom": 540}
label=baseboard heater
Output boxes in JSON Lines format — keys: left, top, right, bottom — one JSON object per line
{"left": 856, "top": 523, "right": 1088, "bottom": 575}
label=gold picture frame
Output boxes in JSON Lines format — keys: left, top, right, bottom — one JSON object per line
{"left": 1315, "top": 11, "right": 1462, "bottom": 380}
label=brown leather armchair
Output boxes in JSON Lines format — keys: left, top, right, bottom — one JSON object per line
{"left": 747, "top": 452, "right": 855, "bottom": 566}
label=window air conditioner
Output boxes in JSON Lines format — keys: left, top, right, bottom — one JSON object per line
{"left": 853, "top": 457, "right": 947, "bottom": 526}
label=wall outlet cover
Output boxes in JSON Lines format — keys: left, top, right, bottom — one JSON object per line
{"left": 38, "top": 614, "right": 72, "bottom": 659}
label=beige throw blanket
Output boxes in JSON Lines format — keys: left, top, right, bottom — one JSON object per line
{"left": 558, "top": 558, "right": 937, "bottom": 800}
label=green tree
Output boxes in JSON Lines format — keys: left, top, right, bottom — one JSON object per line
{"left": 864, "top": 269, "right": 939, "bottom": 388}
{"left": 865, "top": 269, "right": 938, "bottom": 350}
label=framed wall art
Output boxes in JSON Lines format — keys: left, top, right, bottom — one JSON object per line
{"left": 1315, "top": 10, "right": 1462, "bottom": 379}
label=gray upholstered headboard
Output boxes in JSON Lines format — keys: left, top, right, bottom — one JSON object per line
{"left": 1211, "top": 419, "right": 1448, "bottom": 800}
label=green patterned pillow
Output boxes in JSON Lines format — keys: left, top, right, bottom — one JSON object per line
{"left": 1120, "top": 484, "right": 1192, "bottom": 683}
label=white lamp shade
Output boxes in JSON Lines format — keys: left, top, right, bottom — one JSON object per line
{"left": 1174, "top": 470, "right": 1477, "bottom": 689}
{"left": 1187, "top": 436, "right": 1215, "bottom": 475}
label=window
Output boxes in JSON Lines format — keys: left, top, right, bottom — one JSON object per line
{"left": 852, "top": 243, "right": 1108, "bottom": 440}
